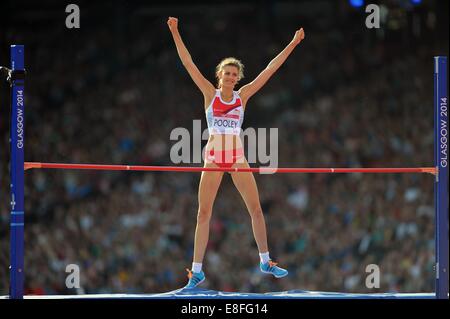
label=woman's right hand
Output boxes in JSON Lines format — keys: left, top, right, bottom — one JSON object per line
{"left": 167, "top": 17, "right": 178, "bottom": 32}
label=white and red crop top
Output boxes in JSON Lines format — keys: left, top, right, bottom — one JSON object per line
{"left": 206, "top": 89, "right": 244, "bottom": 135}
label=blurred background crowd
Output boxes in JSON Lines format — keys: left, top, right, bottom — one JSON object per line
{"left": 0, "top": 0, "right": 448, "bottom": 295}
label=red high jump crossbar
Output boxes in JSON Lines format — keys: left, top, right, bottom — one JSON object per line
{"left": 24, "top": 162, "right": 437, "bottom": 174}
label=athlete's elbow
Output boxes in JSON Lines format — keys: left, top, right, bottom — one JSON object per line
{"left": 182, "top": 56, "right": 194, "bottom": 67}
{"left": 264, "top": 64, "right": 278, "bottom": 75}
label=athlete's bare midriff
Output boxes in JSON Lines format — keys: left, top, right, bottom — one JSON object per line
{"left": 205, "top": 134, "right": 243, "bottom": 152}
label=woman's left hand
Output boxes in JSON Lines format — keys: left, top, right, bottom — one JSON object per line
{"left": 292, "top": 28, "right": 305, "bottom": 46}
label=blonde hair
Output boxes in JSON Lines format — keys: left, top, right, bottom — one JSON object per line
{"left": 215, "top": 57, "right": 244, "bottom": 88}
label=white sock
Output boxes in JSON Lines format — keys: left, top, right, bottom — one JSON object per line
{"left": 259, "top": 252, "right": 270, "bottom": 264}
{"left": 192, "top": 262, "right": 203, "bottom": 273}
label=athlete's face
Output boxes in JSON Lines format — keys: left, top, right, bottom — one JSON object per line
{"left": 219, "top": 65, "right": 240, "bottom": 88}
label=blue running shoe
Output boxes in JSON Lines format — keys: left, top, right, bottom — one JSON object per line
{"left": 260, "top": 260, "right": 288, "bottom": 278}
{"left": 185, "top": 269, "right": 205, "bottom": 288}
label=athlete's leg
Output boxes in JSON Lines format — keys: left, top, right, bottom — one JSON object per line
{"left": 230, "top": 158, "right": 268, "bottom": 253}
{"left": 230, "top": 158, "right": 288, "bottom": 278}
{"left": 193, "top": 163, "right": 224, "bottom": 263}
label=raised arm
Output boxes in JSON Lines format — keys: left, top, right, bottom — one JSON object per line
{"left": 239, "top": 28, "right": 305, "bottom": 105}
{"left": 167, "top": 17, "right": 215, "bottom": 98}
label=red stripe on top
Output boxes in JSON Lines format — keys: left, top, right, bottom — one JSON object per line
{"left": 212, "top": 96, "right": 242, "bottom": 116}
{"left": 213, "top": 113, "right": 240, "bottom": 119}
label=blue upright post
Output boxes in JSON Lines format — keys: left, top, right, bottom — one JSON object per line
{"left": 10, "top": 45, "right": 25, "bottom": 299}
{"left": 434, "top": 56, "right": 448, "bottom": 299}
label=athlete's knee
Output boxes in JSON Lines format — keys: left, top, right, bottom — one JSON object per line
{"left": 197, "top": 206, "right": 212, "bottom": 224}
{"left": 248, "top": 205, "right": 264, "bottom": 220}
